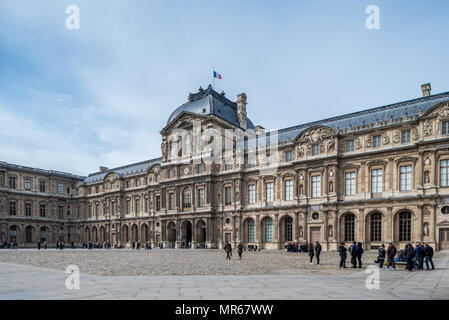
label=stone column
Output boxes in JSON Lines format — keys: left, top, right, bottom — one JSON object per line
{"left": 386, "top": 207, "right": 393, "bottom": 243}
{"left": 293, "top": 212, "right": 298, "bottom": 241}
{"left": 430, "top": 204, "right": 436, "bottom": 244}
{"left": 255, "top": 215, "right": 260, "bottom": 247}
{"left": 191, "top": 218, "right": 196, "bottom": 249}
{"left": 274, "top": 213, "right": 279, "bottom": 248}
{"left": 302, "top": 211, "right": 308, "bottom": 242}
{"left": 416, "top": 205, "right": 423, "bottom": 242}
{"left": 323, "top": 210, "right": 328, "bottom": 250}
{"left": 358, "top": 208, "right": 365, "bottom": 244}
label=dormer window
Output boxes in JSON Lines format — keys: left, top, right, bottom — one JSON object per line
{"left": 312, "top": 144, "right": 319, "bottom": 156}
{"left": 373, "top": 135, "right": 381, "bottom": 148}
{"left": 442, "top": 121, "right": 449, "bottom": 135}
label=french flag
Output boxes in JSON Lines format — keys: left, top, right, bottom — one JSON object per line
{"left": 213, "top": 70, "right": 222, "bottom": 79}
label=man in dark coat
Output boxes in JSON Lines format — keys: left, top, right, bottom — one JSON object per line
{"left": 424, "top": 243, "right": 435, "bottom": 270}
{"left": 350, "top": 241, "right": 357, "bottom": 268}
{"left": 377, "top": 244, "right": 386, "bottom": 269}
{"left": 386, "top": 243, "right": 397, "bottom": 270}
{"left": 315, "top": 241, "right": 322, "bottom": 265}
{"left": 356, "top": 242, "right": 364, "bottom": 268}
{"left": 308, "top": 243, "right": 315, "bottom": 264}
{"left": 237, "top": 243, "right": 243, "bottom": 260}
{"left": 338, "top": 242, "right": 347, "bottom": 268}
{"left": 224, "top": 242, "right": 232, "bottom": 260}
{"left": 405, "top": 244, "right": 415, "bottom": 271}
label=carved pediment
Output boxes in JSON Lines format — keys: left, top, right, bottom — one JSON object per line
{"left": 425, "top": 102, "right": 449, "bottom": 118}
{"left": 295, "top": 126, "right": 336, "bottom": 144}
{"left": 103, "top": 172, "right": 119, "bottom": 182}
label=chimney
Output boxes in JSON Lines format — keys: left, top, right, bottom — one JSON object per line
{"left": 421, "top": 83, "right": 431, "bottom": 97}
{"left": 99, "top": 166, "right": 109, "bottom": 172}
{"left": 236, "top": 93, "right": 247, "bottom": 130}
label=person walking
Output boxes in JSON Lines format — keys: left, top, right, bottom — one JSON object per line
{"left": 338, "top": 242, "right": 347, "bottom": 268}
{"left": 350, "top": 241, "right": 357, "bottom": 268}
{"left": 37, "top": 241, "right": 41, "bottom": 251}
{"left": 308, "top": 243, "right": 315, "bottom": 264}
{"left": 424, "top": 243, "right": 435, "bottom": 270}
{"left": 356, "top": 242, "right": 364, "bottom": 268}
{"left": 237, "top": 243, "right": 243, "bottom": 260}
{"left": 386, "top": 243, "right": 397, "bottom": 270}
{"left": 224, "top": 242, "right": 232, "bottom": 260}
{"left": 44, "top": 240, "right": 47, "bottom": 250}
{"left": 315, "top": 241, "right": 322, "bottom": 265}
{"left": 377, "top": 244, "right": 386, "bottom": 269}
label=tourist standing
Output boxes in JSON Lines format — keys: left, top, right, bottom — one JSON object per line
{"left": 44, "top": 240, "right": 47, "bottom": 250}
{"left": 350, "top": 241, "right": 357, "bottom": 268}
{"left": 37, "top": 241, "right": 41, "bottom": 251}
{"left": 424, "top": 243, "right": 435, "bottom": 270}
{"left": 414, "top": 244, "right": 423, "bottom": 270}
{"left": 386, "top": 243, "right": 396, "bottom": 270}
{"left": 356, "top": 242, "right": 364, "bottom": 268}
{"left": 377, "top": 244, "right": 386, "bottom": 269}
{"left": 405, "top": 244, "right": 415, "bottom": 271}
{"left": 237, "top": 243, "right": 243, "bottom": 260}
{"left": 224, "top": 242, "right": 232, "bottom": 260}
{"left": 315, "top": 241, "right": 322, "bottom": 265}
{"left": 338, "top": 242, "right": 347, "bottom": 268}
{"left": 308, "top": 243, "right": 315, "bottom": 264}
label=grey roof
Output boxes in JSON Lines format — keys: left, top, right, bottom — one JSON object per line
{"left": 166, "top": 85, "right": 255, "bottom": 130}
{"left": 0, "top": 161, "right": 85, "bottom": 181}
{"left": 277, "top": 91, "right": 449, "bottom": 143}
{"left": 83, "top": 158, "right": 161, "bottom": 184}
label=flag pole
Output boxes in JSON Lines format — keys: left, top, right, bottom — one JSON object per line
{"left": 212, "top": 67, "right": 215, "bottom": 90}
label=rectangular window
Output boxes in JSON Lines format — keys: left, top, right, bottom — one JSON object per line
{"left": 312, "top": 144, "right": 319, "bottom": 156}
{"left": 441, "top": 160, "right": 449, "bottom": 187}
{"left": 145, "top": 198, "right": 149, "bottom": 212}
{"left": 111, "top": 203, "right": 115, "bottom": 216}
{"left": 9, "top": 202, "right": 16, "bottom": 216}
{"left": 170, "top": 141, "right": 175, "bottom": 158}
{"left": 198, "top": 189, "right": 205, "bottom": 207}
{"left": 346, "top": 140, "right": 354, "bottom": 152}
{"left": 285, "top": 180, "right": 293, "bottom": 201}
{"left": 285, "top": 151, "right": 292, "bottom": 162}
{"left": 225, "top": 186, "right": 232, "bottom": 205}
{"left": 25, "top": 203, "right": 32, "bottom": 216}
{"left": 399, "top": 165, "right": 412, "bottom": 191}
{"left": 371, "top": 169, "right": 383, "bottom": 193}
{"left": 24, "top": 179, "right": 31, "bottom": 190}
{"left": 58, "top": 183, "right": 64, "bottom": 194}
{"left": 40, "top": 204, "right": 46, "bottom": 217}
{"left": 156, "top": 195, "right": 161, "bottom": 211}
{"left": 401, "top": 130, "right": 411, "bottom": 144}
{"left": 311, "top": 175, "right": 321, "bottom": 198}
{"left": 266, "top": 182, "right": 274, "bottom": 203}
{"left": 9, "top": 176, "right": 16, "bottom": 189}
{"left": 197, "top": 164, "right": 203, "bottom": 173}
{"left": 135, "top": 199, "right": 140, "bottom": 213}
{"left": 224, "top": 163, "right": 231, "bottom": 171}
{"left": 373, "top": 135, "right": 381, "bottom": 148}
{"left": 248, "top": 184, "right": 256, "bottom": 204}
{"left": 168, "top": 193, "right": 175, "bottom": 210}
{"left": 111, "top": 183, "right": 115, "bottom": 190}
{"left": 95, "top": 204, "right": 99, "bottom": 218}
{"left": 58, "top": 206, "right": 64, "bottom": 219}
{"left": 345, "top": 172, "right": 356, "bottom": 195}
{"left": 126, "top": 200, "right": 131, "bottom": 214}
{"left": 442, "top": 121, "right": 449, "bottom": 135}
{"left": 168, "top": 169, "right": 173, "bottom": 178}
{"left": 39, "top": 181, "right": 46, "bottom": 192}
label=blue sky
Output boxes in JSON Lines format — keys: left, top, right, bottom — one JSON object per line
{"left": 1, "top": 0, "right": 448, "bottom": 175}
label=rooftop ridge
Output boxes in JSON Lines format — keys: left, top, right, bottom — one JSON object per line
{"left": 86, "top": 157, "right": 162, "bottom": 177}
{"left": 277, "top": 91, "right": 449, "bottom": 134}
{"left": 187, "top": 84, "right": 237, "bottom": 110}
{"left": 0, "top": 161, "right": 85, "bottom": 179}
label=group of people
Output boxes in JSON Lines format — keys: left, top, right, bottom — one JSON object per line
{"left": 338, "top": 241, "right": 364, "bottom": 268}
{"left": 224, "top": 242, "right": 244, "bottom": 260}
{"left": 401, "top": 243, "right": 435, "bottom": 271}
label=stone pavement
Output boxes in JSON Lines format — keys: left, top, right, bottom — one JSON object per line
{"left": 0, "top": 252, "right": 447, "bottom": 300}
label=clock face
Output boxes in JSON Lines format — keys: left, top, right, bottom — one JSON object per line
{"left": 184, "top": 167, "right": 189, "bottom": 175}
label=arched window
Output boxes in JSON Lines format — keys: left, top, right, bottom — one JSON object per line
{"left": 344, "top": 214, "right": 355, "bottom": 242}
{"left": 284, "top": 217, "right": 293, "bottom": 242}
{"left": 265, "top": 218, "right": 273, "bottom": 242}
{"left": 399, "top": 211, "right": 411, "bottom": 242}
{"left": 247, "top": 219, "right": 255, "bottom": 242}
{"left": 370, "top": 212, "right": 382, "bottom": 242}
{"left": 25, "top": 226, "right": 33, "bottom": 242}
{"left": 183, "top": 188, "right": 192, "bottom": 209}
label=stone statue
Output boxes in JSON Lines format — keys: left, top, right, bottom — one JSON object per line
{"left": 161, "top": 137, "right": 167, "bottom": 158}
{"left": 423, "top": 223, "right": 429, "bottom": 237}
{"left": 424, "top": 171, "right": 430, "bottom": 184}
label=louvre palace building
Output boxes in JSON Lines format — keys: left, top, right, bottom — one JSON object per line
{"left": 2, "top": 83, "right": 449, "bottom": 251}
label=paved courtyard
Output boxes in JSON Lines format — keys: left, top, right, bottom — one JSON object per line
{"left": 0, "top": 249, "right": 448, "bottom": 300}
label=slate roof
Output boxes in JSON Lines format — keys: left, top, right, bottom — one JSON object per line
{"left": 82, "top": 90, "right": 449, "bottom": 184}
{"left": 83, "top": 158, "right": 161, "bottom": 184}
{"left": 0, "top": 161, "right": 85, "bottom": 181}
{"left": 277, "top": 91, "right": 449, "bottom": 143}
{"left": 166, "top": 85, "right": 255, "bottom": 130}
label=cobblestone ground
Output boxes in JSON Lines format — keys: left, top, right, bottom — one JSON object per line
{"left": 0, "top": 248, "right": 377, "bottom": 276}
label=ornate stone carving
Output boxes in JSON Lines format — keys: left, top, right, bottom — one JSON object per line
{"left": 423, "top": 120, "right": 433, "bottom": 136}
{"left": 161, "top": 137, "right": 167, "bottom": 159}
{"left": 299, "top": 126, "right": 335, "bottom": 144}
{"left": 319, "top": 142, "right": 325, "bottom": 153}
{"left": 298, "top": 147, "right": 304, "bottom": 158}
{"left": 412, "top": 127, "right": 419, "bottom": 140}
{"left": 327, "top": 139, "right": 335, "bottom": 152}
{"left": 365, "top": 136, "right": 372, "bottom": 148}
{"left": 382, "top": 133, "right": 390, "bottom": 145}
{"left": 393, "top": 131, "right": 400, "bottom": 143}
{"left": 355, "top": 138, "right": 362, "bottom": 149}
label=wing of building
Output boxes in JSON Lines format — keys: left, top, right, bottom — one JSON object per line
{"left": 2, "top": 83, "right": 449, "bottom": 251}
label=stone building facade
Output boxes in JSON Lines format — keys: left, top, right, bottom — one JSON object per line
{"left": 2, "top": 84, "right": 449, "bottom": 251}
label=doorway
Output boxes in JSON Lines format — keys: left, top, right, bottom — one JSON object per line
{"left": 439, "top": 229, "right": 449, "bottom": 251}
{"left": 310, "top": 227, "right": 321, "bottom": 244}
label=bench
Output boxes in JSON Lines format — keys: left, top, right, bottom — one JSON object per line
{"left": 395, "top": 261, "right": 407, "bottom": 270}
